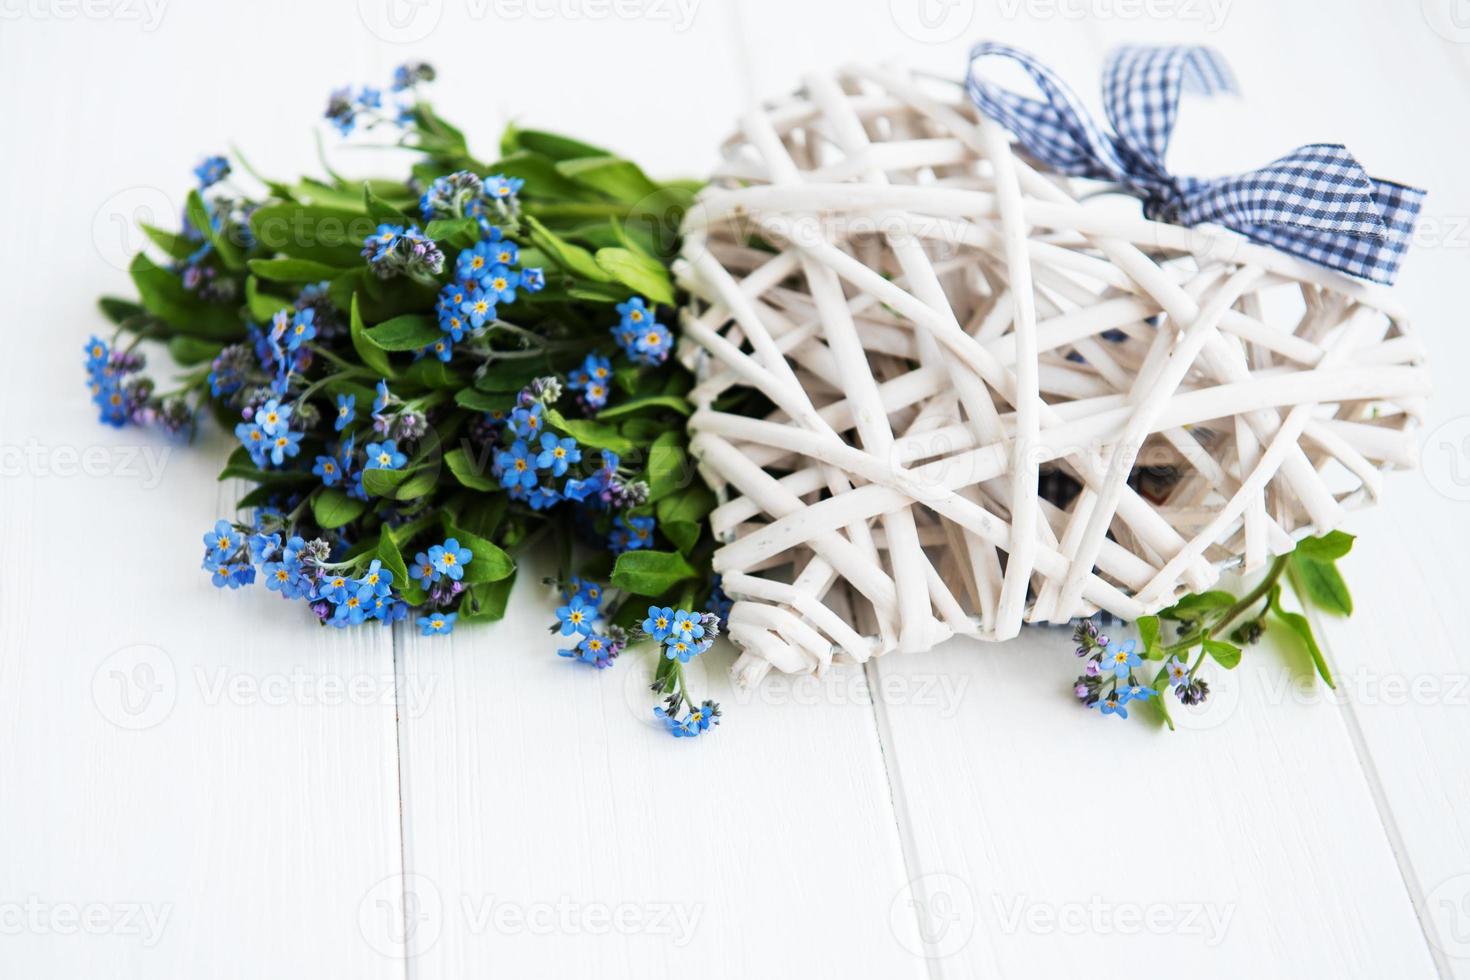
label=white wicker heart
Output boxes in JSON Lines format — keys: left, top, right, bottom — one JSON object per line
{"left": 674, "top": 64, "right": 1430, "bottom": 688}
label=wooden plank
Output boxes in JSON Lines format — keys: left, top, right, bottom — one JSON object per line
{"left": 872, "top": 629, "right": 1438, "bottom": 977}
{"left": 732, "top": 3, "right": 1447, "bottom": 975}
{"left": 393, "top": 556, "right": 927, "bottom": 977}
{"left": 0, "top": 16, "right": 406, "bottom": 976}
{"left": 373, "top": 12, "right": 926, "bottom": 978}
{"left": 1087, "top": 5, "right": 1470, "bottom": 972}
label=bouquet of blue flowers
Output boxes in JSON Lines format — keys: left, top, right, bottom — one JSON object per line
{"left": 86, "top": 62, "right": 735, "bottom": 737}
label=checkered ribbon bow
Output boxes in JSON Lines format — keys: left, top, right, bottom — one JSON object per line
{"left": 965, "top": 42, "right": 1425, "bottom": 285}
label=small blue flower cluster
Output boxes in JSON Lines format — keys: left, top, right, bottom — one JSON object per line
{"left": 420, "top": 170, "right": 527, "bottom": 236}
{"left": 1074, "top": 621, "right": 1160, "bottom": 720}
{"left": 553, "top": 578, "right": 626, "bottom": 668}
{"left": 193, "top": 155, "right": 229, "bottom": 190}
{"left": 431, "top": 226, "right": 545, "bottom": 360}
{"left": 642, "top": 606, "right": 720, "bottom": 664}
{"left": 201, "top": 515, "right": 473, "bottom": 635}
{"left": 485, "top": 383, "right": 647, "bottom": 518}
{"left": 655, "top": 700, "right": 721, "bottom": 738}
{"left": 84, "top": 336, "right": 191, "bottom": 433}
{"left": 610, "top": 297, "right": 672, "bottom": 367}
{"left": 325, "top": 67, "right": 426, "bottom": 137}
{"left": 235, "top": 397, "right": 303, "bottom": 467}
{"left": 84, "top": 335, "right": 141, "bottom": 428}
{"left": 176, "top": 188, "right": 249, "bottom": 304}
{"left": 361, "top": 224, "right": 445, "bottom": 281}
{"left": 566, "top": 353, "right": 613, "bottom": 412}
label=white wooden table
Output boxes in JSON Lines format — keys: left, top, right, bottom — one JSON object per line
{"left": 3, "top": 1, "right": 1469, "bottom": 976}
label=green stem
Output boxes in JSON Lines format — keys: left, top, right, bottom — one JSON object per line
{"left": 1163, "top": 555, "right": 1290, "bottom": 654}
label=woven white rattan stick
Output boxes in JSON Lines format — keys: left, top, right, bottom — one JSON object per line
{"left": 678, "top": 66, "right": 1430, "bottom": 686}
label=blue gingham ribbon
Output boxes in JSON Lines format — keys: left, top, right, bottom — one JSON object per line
{"left": 965, "top": 42, "right": 1425, "bottom": 285}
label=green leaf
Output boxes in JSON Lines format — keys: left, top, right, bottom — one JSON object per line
{"left": 187, "top": 189, "right": 245, "bottom": 269}
{"left": 99, "top": 297, "right": 145, "bottom": 325}
{"left": 594, "top": 247, "right": 675, "bottom": 307}
{"left": 1269, "top": 585, "right": 1336, "bottom": 688}
{"left": 459, "top": 572, "right": 517, "bottom": 623}
{"left": 129, "top": 253, "right": 243, "bottom": 339}
{"left": 454, "top": 388, "right": 515, "bottom": 412}
{"left": 557, "top": 156, "right": 660, "bottom": 203}
{"left": 473, "top": 358, "right": 550, "bottom": 392}
{"left": 1294, "top": 531, "right": 1355, "bottom": 562}
{"left": 444, "top": 448, "right": 499, "bottom": 491}
{"left": 662, "top": 519, "right": 701, "bottom": 555}
{"left": 646, "top": 431, "right": 692, "bottom": 502}
{"left": 167, "top": 335, "right": 222, "bottom": 366}
{"left": 361, "top": 467, "right": 410, "bottom": 497}
{"left": 1291, "top": 555, "right": 1353, "bottom": 616}
{"left": 363, "top": 314, "right": 440, "bottom": 352}
{"left": 1136, "top": 615, "right": 1162, "bottom": 660}
{"left": 656, "top": 485, "right": 716, "bottom": 527}
{"left": 140, "top": 224, "right": 197, "bottom": 260}
{"left": 350, "top": 293, "right": 395, "bottom": 379}
{"left": 1202, "top": 639, "right": 1242, "bottom": 669}
{"left": 249, "top": 203, "right": 376, "bottom": 267}
{"left": 423, "top": 217, "right": 481, "bottom": 248}
{"left": 364, "top": 183, "right": 411, "bottom": 226}
{"left": 444, "top": 525, "right": 515, "bottom": 584}
{"left": 248, "top": 257, "right": 345, "bottom": 282}
{"left": 524, "top": 215, "right": 613, "bottom": 282}
{"left": 1159, "top": 590, "right": 1236, "bottom": 620}
{"left": 610, "top": 550, "right": 698, "bottom": 597}
{"left": 1149, "top": 666, "right": 1176, "bottom": 730}
{"left": 375, "top": 524, "right": 410, "bottom": 588}
{"left": 486, "top": 151, "right": 595, "bottom": 201}
{"left": 505, "top": 126, "right": 613, "bottom": 161}
{"left": 312, "top": 489, "right": 368, "bottom": 529}
{"left": 399, "top": 357, "right": 463, "bottom": 390}
{"left": 546, "top": 408, "right": 633, "bottom": 454}
{"left": 596, "top": 394, "right": 691, "bottom": 421}
{"left": 246, "top": 277, "right": 293, "bottom": 322}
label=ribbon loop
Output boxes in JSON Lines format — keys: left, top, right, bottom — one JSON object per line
{"left": 965, "top": 41, "right": 1425, "bottom": 285}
